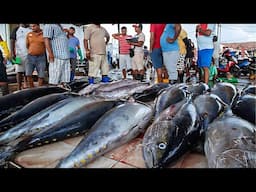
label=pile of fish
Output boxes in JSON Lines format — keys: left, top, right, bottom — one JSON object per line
{"left": 0, "top": 80, "right": 255, "bottom": 168}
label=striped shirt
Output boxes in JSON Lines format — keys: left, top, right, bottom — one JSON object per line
{"left": 43, "top": 24, "right": 69, "bottom": 59}
{"left": 117, "top": 35, "right": 132, "bottom": 54}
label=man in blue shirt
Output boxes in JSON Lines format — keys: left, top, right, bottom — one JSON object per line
{"left": 160, "top": 24, "right": 181, "bottom": 84}
{"left": 68, "top": 27, "right": 83, "bottom": 81}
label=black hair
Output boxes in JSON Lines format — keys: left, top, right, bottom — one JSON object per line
{"left": 121, "top": 26, "right": 127, "bottom": 30}
{"left": 69, "top": 27, "right": 75, "bottom": 31}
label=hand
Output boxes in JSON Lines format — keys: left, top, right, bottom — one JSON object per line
{"left": 166, "top": 37, "right": 175, "bottom": 43}
{"left": 49, "top": 54, "right": 54, "bottom": 63}
{"left": 86, "top": 52, "right": 91, "bottom": 60}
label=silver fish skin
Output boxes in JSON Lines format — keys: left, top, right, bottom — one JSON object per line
{"left": 205, "top": 111, "right": 256, "bottom": 168}
{"left": 95, "top": 79, "right": 140, "bottom": 92}
{"left": 94, "top": 82, "right": 150, "bottom": 99}
{"left": 232, "top": 94, "right": 256, "bottom": 125}
{"left": 0, "top": 92, "right": 73, "bottom": 132}
{"left": 0, "top": 86, "right": 66, "bottom": 120}
{"left": 154, "top": 85, "right": 186, "bottom": 118}
{"left": 211, "top": 82, "right": 238, "bottom": 106}
{"left": 0, "top": 96, "right": 101, "bottom": 145}
{"left": 56, "top": 102, "right": 153, "bottom": 168}
{"left": 193, "top": 93, "right": 224, "bottom": 129}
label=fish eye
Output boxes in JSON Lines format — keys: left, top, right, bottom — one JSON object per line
{"left": 158, "top": 143, "right": 166, "bottom": 150}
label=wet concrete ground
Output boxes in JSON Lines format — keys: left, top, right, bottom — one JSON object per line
{"left": 13, "top": 135, "right": 208, "bottom": 168}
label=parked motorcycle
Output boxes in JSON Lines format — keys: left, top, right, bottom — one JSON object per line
{"left": 218, "top": 49, "right": 238, "bottom": 77}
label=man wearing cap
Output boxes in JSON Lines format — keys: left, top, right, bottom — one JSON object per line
{"left": 128, "top": 24, "right": 145, "bottom": 81}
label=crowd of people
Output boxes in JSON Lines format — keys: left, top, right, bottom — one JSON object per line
{"left": 2, "top": 23, "right": 249, "bottom": 96}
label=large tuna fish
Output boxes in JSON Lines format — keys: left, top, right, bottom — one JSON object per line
{"left": 210, "top": 82, "right": 238, "bottom": 106}
{"left": 93, "top": 82, "right": 150, "bottom": 99}
{"left": 0, "top": 96, "right": 101, "bottom": 146}
{"left": 154, "top": 84, "right": 187, "bottom": 118}
{"left": 0, "top": 92, "right": 75, "bottom": 133}
{"left": 204, "top": 110, "right": 256, "bottom": 168}
{"left": 131, "top": 83, "right": 170, "bottom": 102}
{"left": 0, "top": 86, "right": 67, "bottom": 121}
{"left": 95, "top": 79, "right": 140, "bottom": 92}
{"left": 15, "top": 100, "right": 121, "bottom": 152}
{"left": 78, "top": 79, "right": 140, "bottom": 95}
{"left": 0, "top": 100, "right": 120, "bottom": 165}
{"left": 232, "top": 94, "right": 256, "bottom": 125}
{"left": 56, "top": 102, "right": 153, "bottom": 168}
{"left": 142, "top": 99, "right": 200, "bottom": 168}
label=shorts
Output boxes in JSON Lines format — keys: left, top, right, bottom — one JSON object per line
{"left": 26, "top": 54, "right": 46, "bottom": 78}
{"left": 150, "top": 48, "right": 163, "bottom": 69}
{"left": 119, "top": 54, "right": 131, "bottom": 70}
{"left": 197, "top": 49, "right": 214, "bottom": 68}
{"left": 132, "top": 53, "right": 144, "bottom": 71}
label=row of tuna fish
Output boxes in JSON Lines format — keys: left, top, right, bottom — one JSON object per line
{"left": 143, "top": 82, "right": 256, "bottom": 168}
{"left": 0, "top": 80, "right": 255, "bottom": 168}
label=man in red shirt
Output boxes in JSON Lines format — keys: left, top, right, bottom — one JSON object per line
{"left": 112, "top": 26, "right": 132, "bottom": 79}
{"left": 149, "top": 24, "right": 167, "bottom": 83}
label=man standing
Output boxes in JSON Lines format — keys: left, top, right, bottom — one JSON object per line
{"left": 26, "top": 24, "right": 46, "bottom": 88}
{"left": 149, "top": 24, "right": 168, "bottom": 83}
{"left": 112, "top": 26, "right": 132, "bottom": 79}
{"left": 43, "top": 24, "right": 70, "bottom": 86}
{"left": 68, "top": 27, "right": 83, "bottom": 81}
{"left": 10, "top": 24, "right": 31, "bottom": 90}
{"left": 160, "top": 24, "right": 181, "bottom": 84}
{"left": 128, "top": 24, "right": 145, "bottom": 81}
{"left": 196, "top": 24, "right": 216, "bottom": 84}
{"left": 84, "top": 24, "right": 110, "bottom": 84}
